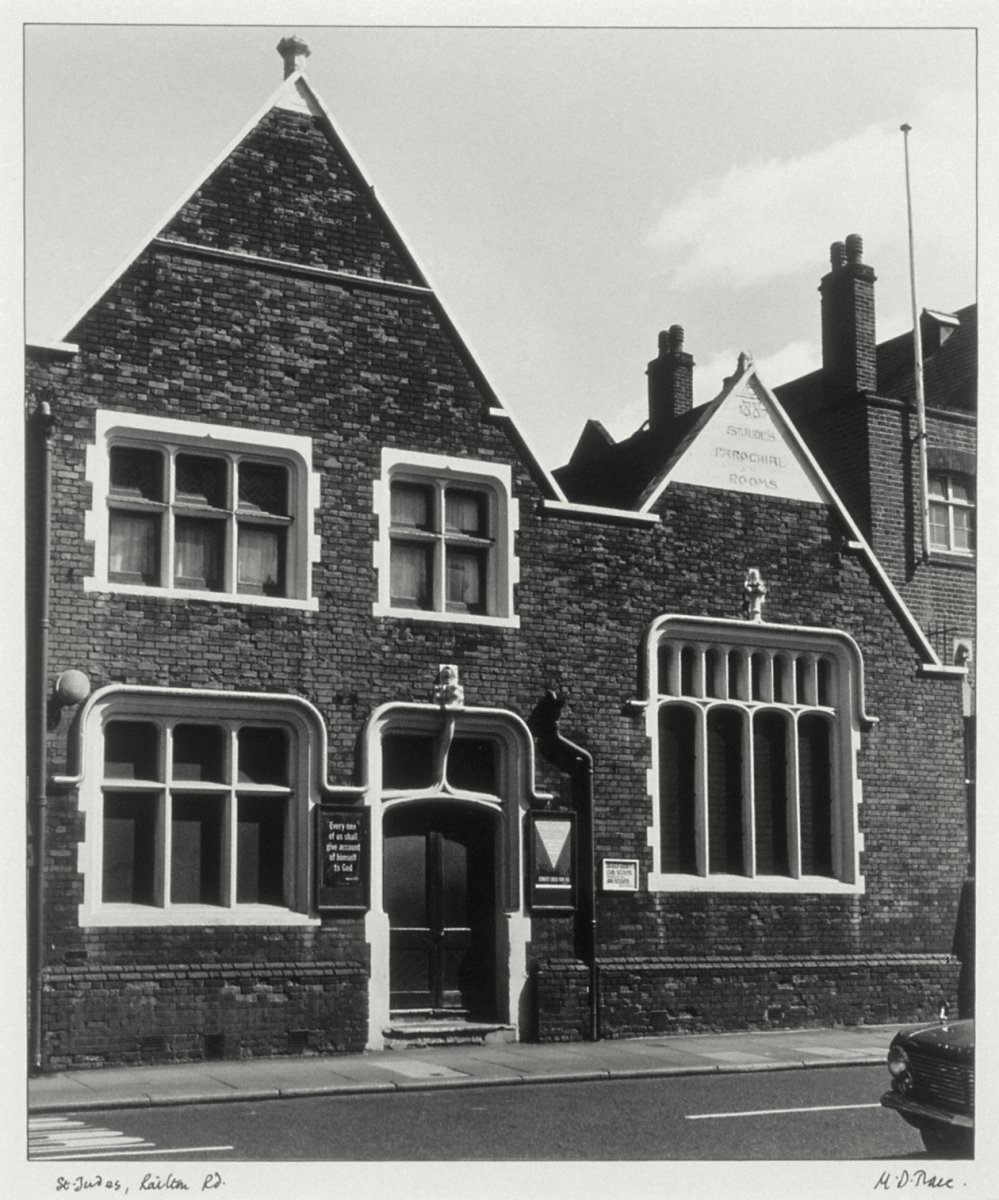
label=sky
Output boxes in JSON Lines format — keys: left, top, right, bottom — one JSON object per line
{"left": 22, "top": 16, "right": 979, "bottom": 474}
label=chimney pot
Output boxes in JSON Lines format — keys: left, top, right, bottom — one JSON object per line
{"left": 668, "top": 324, "right": 685, "bottom": 352}
{"left": 277, "top": 36, "right": 311, "bottom": 78}
{"left": 830, "top": 241, "right": 847, "bottom": 270}
{"left": 845, "top": 233, "right": 864, "bottom": 264}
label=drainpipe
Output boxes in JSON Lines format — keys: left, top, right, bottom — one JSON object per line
{"left": 30, "top": 400, "right": 55, "bottom": 1074}
{"left": 528, "top": 691, "right": 599, "bottom": 1041}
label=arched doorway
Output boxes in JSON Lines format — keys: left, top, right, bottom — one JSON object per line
{"left": 384, "top": 800, "right": 499, "bottom": 1020}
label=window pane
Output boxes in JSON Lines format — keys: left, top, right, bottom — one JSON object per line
{"left": 237, "top": 726, "right": 289, "bottom": 785}
{"left": 238, "top": 462, "right": 288, "bottom": 515}
{"left": 447, "top": 737, "right": 498, "bottom": 793}
{"left": 390, "top": 542, "right": 432, "bottom": 608}
{"left": 105, "top": 721, "right": 160, "bottom": 780}
{"left": 445, "top": 489, "right": 485, "bottom": 535}
{"left": 109, "top": 511, "right": 160, "bottom": 583}
{"left": 237, "top": 796, "right": 285, "bottom": 904}
{"left": 753, "top": 712, "right": 789, "bottom": 875}
{"left": 953, "top": 508, "right": 973, "bottom": 552}
{"left": 445, "top": 548, "right": 485, "bottom": 612}
{"left": 383, "top": 733, "right": 437, "bottom": 789}
{"left": 172, "top": 724, "right": 226, "bottom": 783}
{"left": 929, "top": 501, "right": 950, "bottom": 549}
{"left": 659, "top": 706, "right": 697, "bottom": 873}
{"left": 174, "top": 517, "right": 223, "bottom": 590}
{"left": 238, "top": 526, "right": 285, "bottom": 596}
{"left": 391, "top": 483, "right": 432, "bottom": 529}
{"left": 102, "top": 792, "right": 157, "bottom": 904}
{"left": 707, "top": 707, "right": 745, "bottom": 874}
{"left": 798, "top": 714, "right": 834, "bottom": 876}
{"left": 950, "top": 480, "right": 971, "bottom": 505}
{"left": 175, "top": 454, "right": 226, "bottom": 507}
{"left": 110, "top": 446, "right": 164, "bottom": 500}
{"left": 680, "top": 647, "right": 695, "bottom": 696}
{"left": 170, "top": 795, "right": 223, "bottom": 904}
{"left": 928, "top": 476, "right": 947, "bottom": 499}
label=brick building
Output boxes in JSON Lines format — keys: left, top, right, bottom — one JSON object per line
{"left": 26, "top": 42, "right": 974, "bottom": 1072}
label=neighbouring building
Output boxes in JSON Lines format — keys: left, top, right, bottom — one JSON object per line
{"left": 26, "top": 40, "right": 974, "bottom": 1072}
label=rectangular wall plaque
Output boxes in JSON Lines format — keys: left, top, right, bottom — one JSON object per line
{"left": 601, "top": 858, "right": 639, "bottom": 892}
{"left": 316, "top": 806, "right": 369, "bottom": 911}
{"left": 526, "top": 811, "right": 576, "bottom": 913}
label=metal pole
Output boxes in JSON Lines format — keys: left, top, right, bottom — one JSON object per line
{"left": 901, "top": 124, "right": 931, "bottom": 562}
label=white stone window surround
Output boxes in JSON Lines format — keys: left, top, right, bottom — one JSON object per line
{"left": 372, "top": 448, "right": 520, "bottom": 627}
{"left": 84, "top": 410, "right": 321, "bottom": 610}
{"left": 72, "top": 686, "right": 325, "bottom": 927}
{"left": 642, "top": 616, "right": 874, "bottom": 895}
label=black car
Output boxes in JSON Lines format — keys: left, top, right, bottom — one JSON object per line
{"left": 881, "top": 1018, "right": 974, "bottom": 1157}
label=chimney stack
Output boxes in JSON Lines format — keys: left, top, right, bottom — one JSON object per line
{"left": 277, "top": 36, "right": 311, "bottom": 79}
{"left": 819, "top": 233, "right": 877, "bottom": 395}
{"left": 648, "top": 325, "right": 694, "bottom": 432}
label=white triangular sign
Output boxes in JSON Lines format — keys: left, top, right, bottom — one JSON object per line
{"left": 669, "top": 374, "right": 825, "bottom": 504}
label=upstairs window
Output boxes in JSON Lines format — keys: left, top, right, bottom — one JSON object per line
{"left": 373, "top": 449, "right": 519, "bottom": 627}
{"left": 928, "top": 473, "right": 974, "bottom": 556}
{"left": 647, "top": 619, "right": 870, "bottom": 893}
{"left": 389, "top": 481, "right": 492, "bottom": 614}
{"left": 109, "top": 447, "right": 290, "bottom": 596}
{"left": 86, "top": 412, "right": 319, "bottom": 609}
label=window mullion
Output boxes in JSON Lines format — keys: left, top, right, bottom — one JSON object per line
{"left": 163, "top": 451, "right": 177, "bottom": 589}
{"left": 434, "top": 485, "right": 446, "bottom": 611}
{"left": 225, "top": 727, "right": 238, "bottom": 907}
{"left": 744, "top": 711, "right": 756, "bottom": 877}
{"left": 788, "top": 712, "right": 803, "bottom": 878}
{"left": 695, "top": 705, "right": 709, "bottom": 875}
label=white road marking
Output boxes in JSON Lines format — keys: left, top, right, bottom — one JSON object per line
{"left": 687, "top": 1102, "right": 883, "bottom": 1120}
{"left": 35, "top": 1145, "right": 236, "bottom": 1161}
{"left": 28, "top": 1116, "right": 233, "bottom": 1160}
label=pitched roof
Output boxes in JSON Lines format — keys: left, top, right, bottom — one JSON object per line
{"left": 874, "top": 303, "right": 976, "bottom": 412}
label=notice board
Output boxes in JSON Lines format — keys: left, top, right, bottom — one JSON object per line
{"left": 316, "top": 806, "right": 369, "bottom": 911}
{"left": 526, "top": 810, "right": 576, "bottom": 913}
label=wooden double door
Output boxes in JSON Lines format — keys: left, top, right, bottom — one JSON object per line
{"left": 384, "top": 801, "right": 498, "bottom": 1019}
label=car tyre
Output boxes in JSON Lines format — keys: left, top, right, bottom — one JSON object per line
{"left": 920, "top": 1124, "right": 973, "bottom": 1159}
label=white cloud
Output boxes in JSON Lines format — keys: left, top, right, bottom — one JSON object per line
{"left": 648, "top": 90, "right": 975, "bottom": 294}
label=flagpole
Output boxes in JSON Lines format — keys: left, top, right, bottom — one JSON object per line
{"left": 901, "top": 123, "right": 931, "bottom": 562}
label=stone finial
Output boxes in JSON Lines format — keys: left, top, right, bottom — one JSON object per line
{"left": 742, "top": 568, "right": 767, "bottom": 622}
{"left": 433, "top": 664, "right": 464, "bottom": 708}
{"left": 277, "top": 36, "right": 311, "bottom": 78}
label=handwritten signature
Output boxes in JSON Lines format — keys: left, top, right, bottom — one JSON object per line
{"left": 875, "top": 1169, "right": 956, "bottom": 1191}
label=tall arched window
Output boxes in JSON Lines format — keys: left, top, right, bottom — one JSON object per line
{"left": 647, "top": 619, "right": 871, "bottom": 893}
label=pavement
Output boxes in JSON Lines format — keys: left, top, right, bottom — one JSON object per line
{"left": 28, "top": 1023, "right": 903, "bottom": 1114}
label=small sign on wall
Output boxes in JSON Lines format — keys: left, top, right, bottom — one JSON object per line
{"left": 526, "top": 811, "right": 576, "bottom": 912}
{"left": 316, "top": 806, "right": 369, "bottom": 911}
{"left": 601, "top": 858, "right": 639, "bottom": 892}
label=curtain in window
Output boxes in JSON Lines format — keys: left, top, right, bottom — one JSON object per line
{"left": 109, "top": 512, "right": 159, "bottom": 582}
{"left": 391, "top": 543, "right": 431, "bottom": 607}
{"left": 391, "top": 484, "right": 431, "bottom": 529}
{"left": 446, "top": 549, "right": 484, "bottom": 610}
{"left": 238, "top": 527, "right": 282, "bottom": 595}
{"left": 445, "top": 490, "right": 483, "bottom": 535}
{"left": 175, "top": 518, "right": 222, "bottom": 590}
